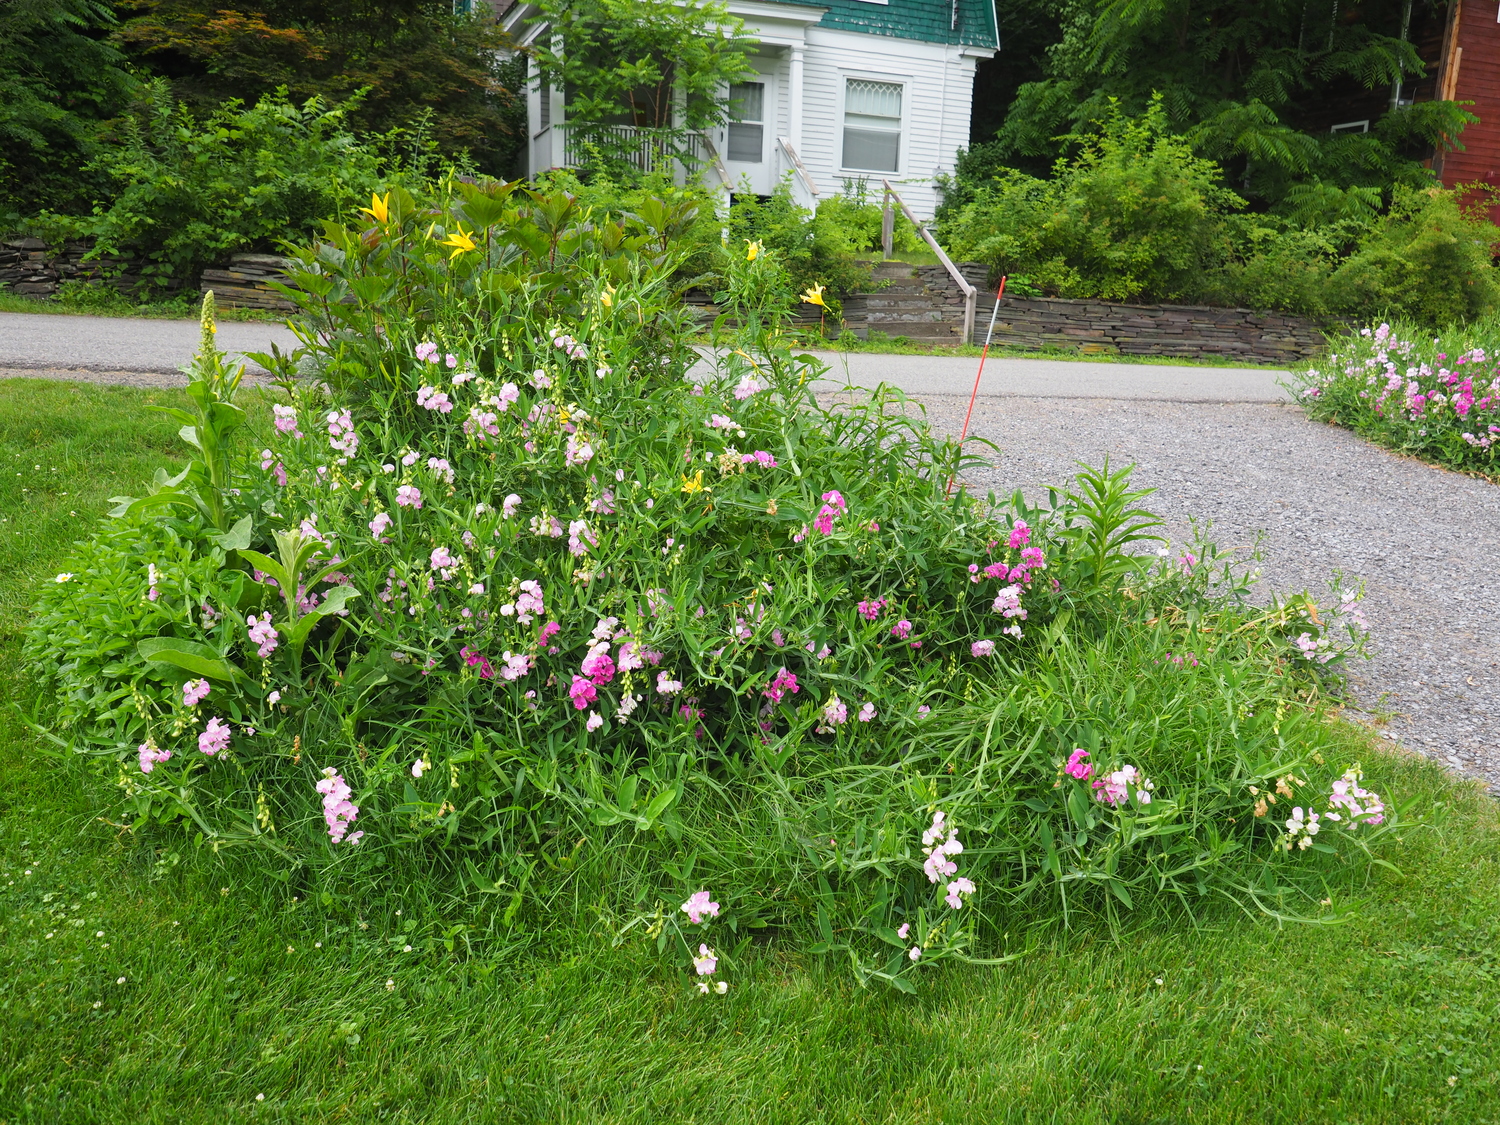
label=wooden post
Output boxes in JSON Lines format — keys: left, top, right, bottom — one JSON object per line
{"left": 881, "top": 188, "right": 894, "bottom": 260}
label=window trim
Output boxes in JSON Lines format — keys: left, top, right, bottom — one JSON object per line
{"left": 837, "top": 72, "right": 910, "bottom": 176}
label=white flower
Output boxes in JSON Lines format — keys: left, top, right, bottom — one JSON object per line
{"left": 714, "top": 981, "right": 729, "bottom": 995}
{"left": 54, "top": 573, "right": 73, "bottom": 583}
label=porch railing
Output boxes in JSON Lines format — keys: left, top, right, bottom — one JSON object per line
{"left": 554, "top": 123, "right": 725, "bottom": 179}
{"left": 881, "top": 179, "right": 976, "bottom": 345}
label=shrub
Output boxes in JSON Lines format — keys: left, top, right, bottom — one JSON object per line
{"left": 813, "top": 182, "right": 925, "bottom": 258}
{"left": 0, "top": 0, "right": 136, "bottom": 222}
{"left": 55, "top": 79, "right": 384, "bottom": 288}
{"left": 939, "top": 98, "right": 1242, "bottom": 303}
{"left": 1290, "top": 320, "right": 1500, "bottom": 478}
{"left": 1325, "top": 187, "right": 1500, "bottom": 327}
{"left": 1200, "top": 216, "right": 1347, "bottom": 318}
{"left": 723, "top": 181, "right": 873, "bottom": 304}
{"left": 25, "top": 182, "right": 1398, "bottom": 991}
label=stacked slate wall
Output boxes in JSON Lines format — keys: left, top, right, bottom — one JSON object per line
{"left": 0, "top": 238, "right": 166, "bottom": 297}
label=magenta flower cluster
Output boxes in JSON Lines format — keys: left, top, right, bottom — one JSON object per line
{"left": 812, "top": 490, "right": 847, "bottom": 536}
{"left": 762, "top": 667, "right": 800, "bottom": 703}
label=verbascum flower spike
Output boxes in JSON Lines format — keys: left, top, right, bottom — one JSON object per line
{"left": 199, "top": 290, "right": 217, "bottom": 352}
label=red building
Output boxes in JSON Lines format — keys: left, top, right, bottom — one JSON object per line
{"left": 1435, "top": 0, "right": 1500, "bottom": 189}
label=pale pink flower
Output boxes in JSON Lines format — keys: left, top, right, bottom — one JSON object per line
{"left": 247, "top": 613, "right": 279, "bottom": 659}
{"left": 692, "top": 944, "right": 718, "bottom": 975}
{"left": 681, "top": 891, "right": 720, "bottom": 925}
{"left": 971, "top": 640, "right": 995, "bottom": 657}
{"left": 182, "top": 678, "right": 210, "bottom": 707}
{"left": 944, "top": 877, "right": 976, "bottom": 910}
{"left": 137, "top": 740, "right": 171, "bottom": 774}
{"left": 198, "top": 717, "right": 231, "bottom": 757}
{"left": 315, "top": 767, "right": 361, "bottom": 844}
{"left": 395, "top": 485, "right": 423, "bottom": 509}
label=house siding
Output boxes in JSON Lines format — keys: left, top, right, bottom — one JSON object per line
{"left": 797, "top": 26, "right": 978, "bottom": 216}
{"left": 1436, "top": 0, "right": 1500, "bottom": 192}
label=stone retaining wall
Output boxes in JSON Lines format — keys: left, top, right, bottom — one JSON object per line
{"left": 915, "top": 263, "right": 1331, "bottom": 362}
{"left": 975, "top": 292, "right": 1329, "bottom": 364}
{"left": 0, "top": 238, "right": 164, "bottom": 297}
{"left": 198, "top": 254, "right": 297, "bottom": 310}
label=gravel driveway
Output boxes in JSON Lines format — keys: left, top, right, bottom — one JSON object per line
{"left": 907, "top": 393, "right": 1500, "bottom": 790}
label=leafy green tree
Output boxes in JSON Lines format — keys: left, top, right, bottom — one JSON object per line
{"left": 526, "top": 0, "right": 754, "bottom": 171}
{"left": 111, "top": 0, "right": 522, "bottom": 174}
{"left": 976, "top": 0, "right": 1473, "bottom": 213}
{"left": 0, "top": 0, "right": 137, "bottom": 222}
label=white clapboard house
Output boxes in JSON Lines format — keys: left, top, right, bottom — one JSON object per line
{"left": 495, "top": 0, "right": 998, "bottom": 219}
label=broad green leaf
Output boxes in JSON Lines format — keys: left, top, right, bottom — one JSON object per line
{"left": 138, "top": 638, "right": 246, "bottom": 683}
{"left": 238, "top": 549, "right": 290, "bottom": 590}
{"left": 209, "top": 515, "right": 253, "bottom": 551}
{"left": 288, "top": 585, "right": 362, "bottom": 646}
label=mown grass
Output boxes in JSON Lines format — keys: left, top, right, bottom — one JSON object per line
{"left": 2, "top": 377, "right": 1497, "bottom": 1124}
{"left": 0, "top": 291, "right": 283, "bottom": 323}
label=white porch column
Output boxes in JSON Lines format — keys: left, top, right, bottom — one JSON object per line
{"left": 788, "top": 44, "right": 805, "bottom": 153}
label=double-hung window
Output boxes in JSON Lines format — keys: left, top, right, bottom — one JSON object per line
{"left": 841, "top": 78, "right": 902, "bottom": 173}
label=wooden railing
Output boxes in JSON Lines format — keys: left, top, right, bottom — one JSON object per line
{"left": 881, "top": 179, "right": 976, "bottom": 345}
{"left": 777, "top": 137, "right": 820, "bottom": 202}
{"left": 561, "top": 124, "right": 686, "bottom": 174}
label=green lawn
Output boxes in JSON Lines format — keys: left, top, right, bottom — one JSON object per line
{"left": 0, "top": 291, "right": 284, "bottom": 323}
{"left": 2, "top": 378, "right": 1496, "bottom": 1124}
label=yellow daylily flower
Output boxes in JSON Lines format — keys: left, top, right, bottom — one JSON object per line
{"left": 681, "top": 470, "right": 705, "bottom": 495}
{"left": 359, "top": 192, "right": 390, "bottom": 224}
{"left": 438, "top": 227, "right": 477, "bottom": 259}
{"left": 745, "top": 239, "right": 762, "bottom": 261}
{"left": 799, "top": 283, "right": 827, "bottom": 308}
{"left": 600, "top": 283, "right": 616, "bottom": 308}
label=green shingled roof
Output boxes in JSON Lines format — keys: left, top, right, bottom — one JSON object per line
{"left": 813, "top": 0, "right": 998, "bottom": 49}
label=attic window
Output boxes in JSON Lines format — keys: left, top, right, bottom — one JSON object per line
{"left": 842, "top": 79, "right": 902, "bottom": 172}
{"left": 1330, "top": 120, "right": 1370, "bottom": 135}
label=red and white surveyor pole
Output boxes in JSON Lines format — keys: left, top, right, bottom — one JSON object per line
{"left": 946, "top": 275, "right": 1007, "bottom": 497}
